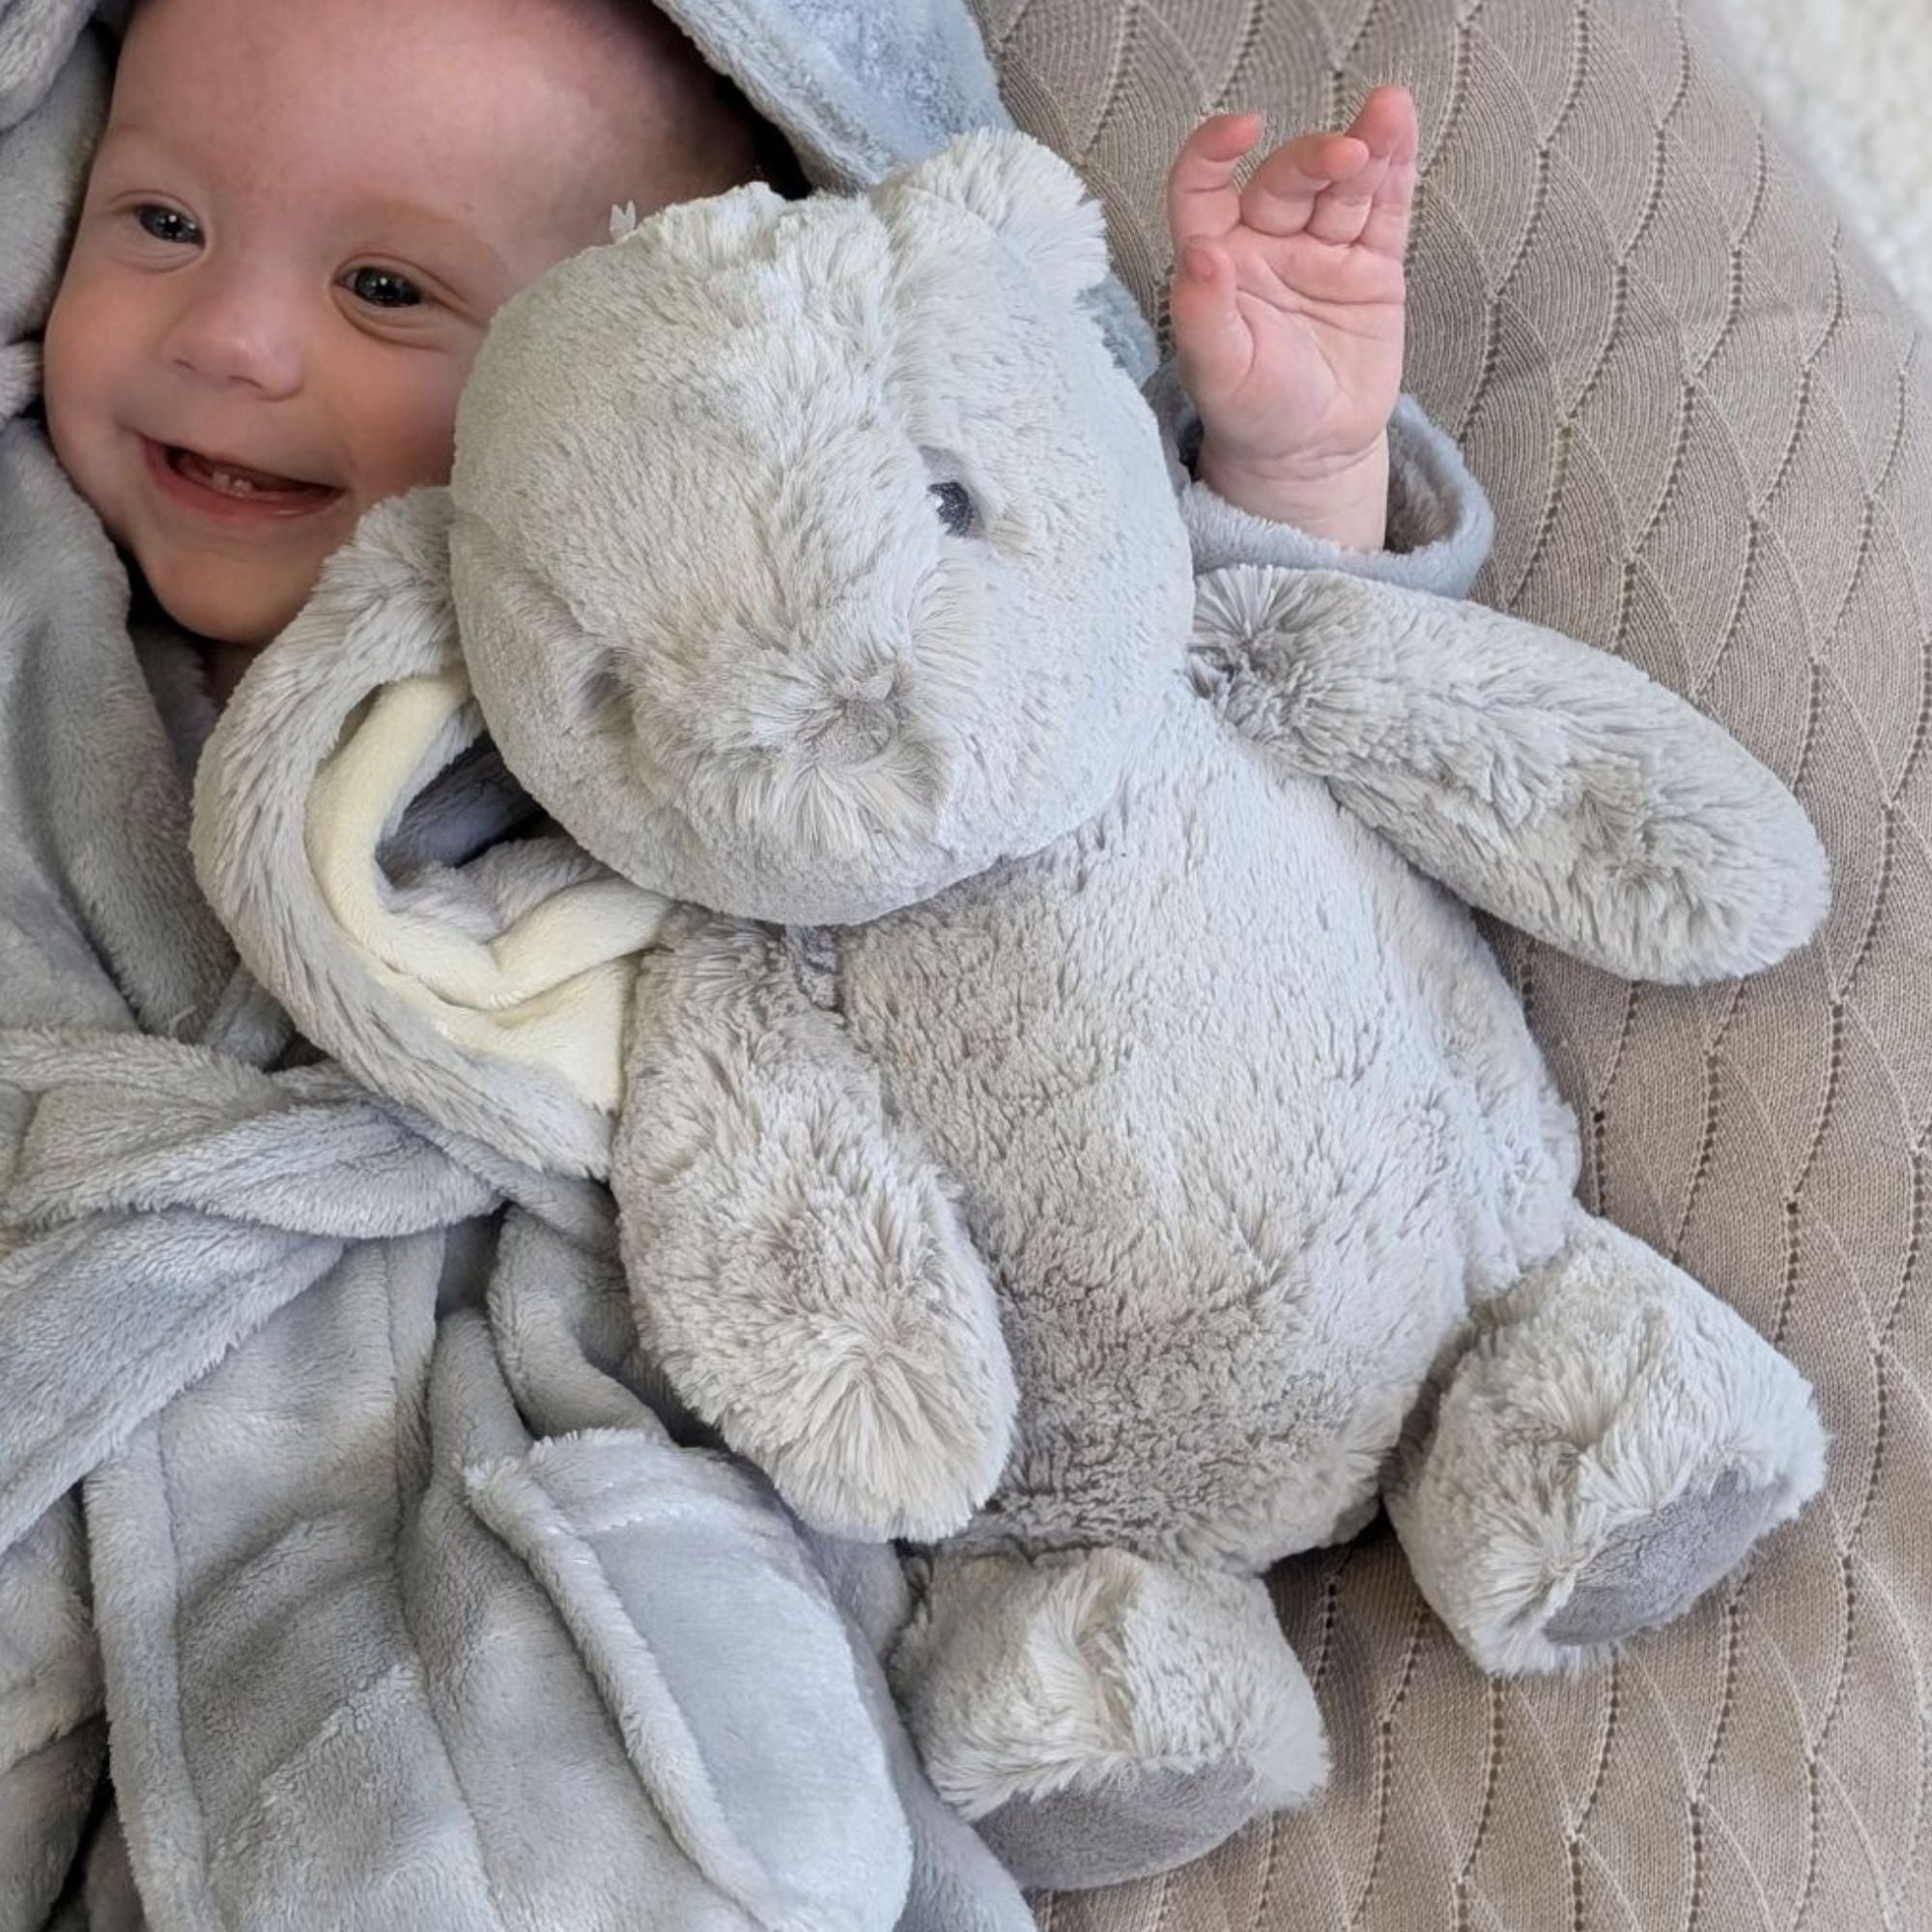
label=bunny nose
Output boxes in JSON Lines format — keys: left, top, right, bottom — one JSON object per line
{"left": 832, "top": 666, "right": 900, "bottom": 758}
{"left": 811, "top": 665, "right": 900, "bottom": 761}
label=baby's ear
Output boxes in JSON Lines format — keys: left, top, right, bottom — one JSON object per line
{"left": 881, "top": 128, "right": 1110, "bottom": 304}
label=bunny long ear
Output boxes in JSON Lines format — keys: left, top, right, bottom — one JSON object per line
{"left": 878, "top": 128, "right": 1110, "bottom": 305}
{"left": 190, "top": 488, "right": 672, "bottom": 1179}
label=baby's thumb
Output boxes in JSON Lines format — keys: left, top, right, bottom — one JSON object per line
{"left": 1168, "top": 240, "right": 1249, "bottom": 399}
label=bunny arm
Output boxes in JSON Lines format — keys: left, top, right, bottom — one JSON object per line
{"left": 611, "top": 915, "right": 1017, "bottom": 1544}
{"left": 1191, "top": 565, "right": 1831, "bottom": 984}
{"left": 1147, "top": 363, "right": 1495, "bottom": 601}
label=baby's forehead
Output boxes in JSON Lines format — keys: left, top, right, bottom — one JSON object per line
{"left": 105, "top": 0, "right": 762, "bottom": 267}
{"left": 111, "top": 0, "right": 736, "bottom": 175}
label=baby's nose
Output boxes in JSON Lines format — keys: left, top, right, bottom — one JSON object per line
{"left": 160, "top": 266, "right": 305, "bottom": 400}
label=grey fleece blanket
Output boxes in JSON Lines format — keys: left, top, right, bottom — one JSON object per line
{"left": 0, "top": 2, "right": 1492, "bottom": 1926}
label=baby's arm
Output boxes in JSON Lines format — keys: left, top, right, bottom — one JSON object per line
{"left": 1165, "top": 89, "right": 1414, "bottom": 548}
{"left": 1155, "top": 89, "right": 1492, "bottom": 601}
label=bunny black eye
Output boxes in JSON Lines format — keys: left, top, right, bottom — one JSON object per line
{"left": 928, "top": 478, "right": 976, "bottom": 538}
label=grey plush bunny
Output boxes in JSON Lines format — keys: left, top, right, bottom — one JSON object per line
{"left": 207, "top": 129, "right": 1833, "bottom": 1891}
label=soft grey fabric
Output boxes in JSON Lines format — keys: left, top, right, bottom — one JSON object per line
{"left": 0, "top": 2, "right": 1502, "bottom": 1924}
{"left": 0, "top": 409, "right": 936, "bottom": 1923}
{"left": 1191, "top": 564, "right": 1831, "bottom": 981}
{"left": 975, "top": 1762, "right": 1264, "bottom": 1894}
{"left": 646, "top": 0, "right": 1162, "bottom": 379}
{"left": 0, "top": 10, "right": 97, "bottom": 418}
{"left": 1541, "top": 1470, "right": 1781, "bottom": 1647}
{"left": 886, "top": 1547, "right": 1328, "bottom": 1891}
{"left": 182, "top": 484, "right": 628, "bottom": 1181}
{"left": 190, "top": 131, "right": 1832, "bottom": 1895}
{"left": 0, "top": 0, "right": 89, "bottom": 126}
{"left": 181, "top": 134, "right": 1506, "bottom": 1911}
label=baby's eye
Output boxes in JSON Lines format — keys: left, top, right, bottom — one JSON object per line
{"left": 345, "top": 266, "right": 425, "bottom": 310}
{"left": 132, "top": 204, "right": 200, "bottom": 245}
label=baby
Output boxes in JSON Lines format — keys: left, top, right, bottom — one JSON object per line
{"left": 42, "top": 0, "right": 1417, "bottom": 705}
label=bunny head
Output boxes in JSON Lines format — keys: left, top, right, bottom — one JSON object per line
{"left": 446, "top": 129, "right": 1195, "bottom": 926}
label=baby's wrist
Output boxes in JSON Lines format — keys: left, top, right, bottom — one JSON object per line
{"left": 1195, "top": 432, "right": 1391, "bottom": 552}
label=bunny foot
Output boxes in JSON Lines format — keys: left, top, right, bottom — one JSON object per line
{"left": 889, "top": 1546, "right": 1326, "bottom": 1889}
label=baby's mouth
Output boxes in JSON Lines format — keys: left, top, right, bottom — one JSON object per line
{"left": 159, "top": 440, "right": 339, "bottom": 503}
{"left": 142, "top": 436, "right": 346, "bottom": 523}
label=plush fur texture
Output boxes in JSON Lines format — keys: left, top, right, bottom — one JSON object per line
{"left": 175, "top": 125, "right": 1840, "bottom": 1895}
{"left": 1193, "top": 564, "right": 1832, "bottom": 980}
{"left": 889, "top": 1548, "right": 1329, "bottom": 1824}
{"left": 0, "top": 0, "right": 1843, "bottom": 1915}
{"left": 163, "top": 98, "right": 1835, "bottom": 1902}
{"left": 409, "top": 130, "right": 1832, "bottom": 1888}
{"left": 178, "top": 107, "right": 1500, "bottom": 1916}
{"left": 451, "top": 139, "right": 1196, "bottom": 928}
{"left": 617, "top": 916, "right": 1018, "bottom": 1540}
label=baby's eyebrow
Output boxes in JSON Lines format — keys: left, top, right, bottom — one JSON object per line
{"left": 94, "top": 121, "right": 167, "bottom": 159}
{"left": 354, "top": 199, "right": 511, "bottom": 284}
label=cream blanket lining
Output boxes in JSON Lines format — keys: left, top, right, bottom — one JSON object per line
{"left": 305, "top": 669, "right": 670, "bottom": 1113}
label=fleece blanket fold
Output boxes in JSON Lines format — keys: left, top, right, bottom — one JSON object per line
{"left": 0, "top": 1, "right": 1492, "bottom": 1924}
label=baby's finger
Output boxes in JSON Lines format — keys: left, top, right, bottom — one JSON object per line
{"left": 1167, "top": 238, "right": 1252, "bottom": 392}
{"left": 1353, "top": 85, "right": 1419, "bottom": 259}
{"left": 1165, "top": 112, "right": 1264, "bottom": 251}
{"left": 1300, "top": 144, "right": 1393, "bottom": 244}
{"left": 1344, "top": 84, "right": 1414, "bottom": 165}
{"left": 1236, "top": 128, "right": 1371, "bottom": 238}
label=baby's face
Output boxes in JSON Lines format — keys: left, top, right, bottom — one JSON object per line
{"left": 44, "top": 0, "right": 763, "bottom": 650}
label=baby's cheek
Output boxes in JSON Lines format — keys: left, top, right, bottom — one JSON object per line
{"left": 340, "top": 348, "right": 474, "bottom": 502}
{"left": 41, "top": 270, "right": 117, "bottom": 482}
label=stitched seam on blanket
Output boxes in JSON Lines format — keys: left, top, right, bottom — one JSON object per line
{"left": 384, "top": 1239, "right": 518, "bottom": 1930}
{"left": 154, "top": 1407, "right": 226, "bottom": 1923}
{"left": 463, "top": 1453, "right": 770, "bottom": 1909}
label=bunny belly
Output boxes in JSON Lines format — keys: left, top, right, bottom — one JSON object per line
{"left": 836, "top": 697, "right": 1580, "bottom": 1571}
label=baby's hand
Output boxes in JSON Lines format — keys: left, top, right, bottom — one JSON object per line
{"left": 1166, "top": 86, "right": 1417, "bottom": 550}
